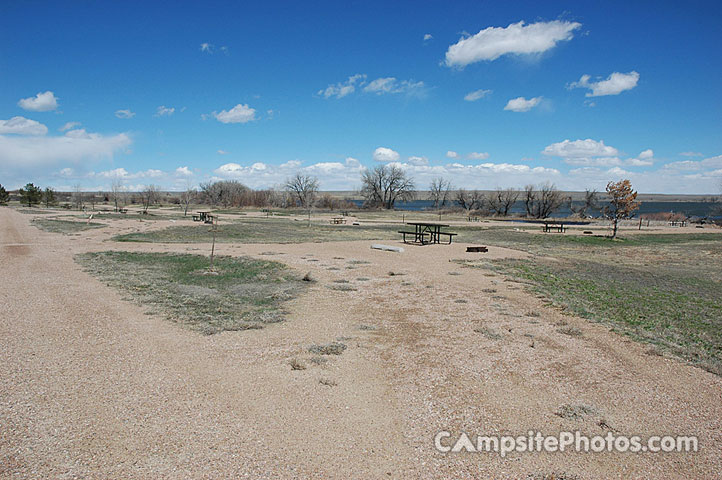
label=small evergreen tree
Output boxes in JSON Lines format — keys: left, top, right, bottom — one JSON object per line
{"left": 19, "top": 183, "right": 42, "bottom": 207}
{"left": 0, "top": 184, "right": 9, "bottom": 205}
{"left": 43, "top": 187, "right": 57, "bottom": 208}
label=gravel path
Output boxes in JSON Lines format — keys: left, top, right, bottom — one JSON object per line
{"left": 2, "top": 207, "right": 721, "bottom": 479}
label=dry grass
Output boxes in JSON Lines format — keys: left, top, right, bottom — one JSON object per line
{"left": 308, "top": 342, "right": 347, "bottom": 355}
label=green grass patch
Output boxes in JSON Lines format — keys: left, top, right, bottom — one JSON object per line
{"left": 32, "top": 218, "right": 106, "bottom": 234}
{"left": 484, "top": 256, "right": 722, "bottom": 374}
{"left": 75, "top": 251, "right": 307, "bottom": 334}
{"left": 112, "top": 217, "right": 399, "bottom": 244}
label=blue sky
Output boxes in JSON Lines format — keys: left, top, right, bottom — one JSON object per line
{"left": 1, "top": 0, "right": 721, "bottom": 193}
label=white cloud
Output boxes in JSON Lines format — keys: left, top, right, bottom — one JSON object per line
{"left": 212, "top": 104, "right": 256, "bottom": 124}
{"left": 568, "top": 71, "right": 639, "bottom": 97}
{"left": 543, "top": 139, "right": 618, "bottom": 161}
{"left": 319, "top": 75, "right": 425, "bottom": 99}
{"left": 423, "top": 33, "right": 433, "bottom": 41}
{"left": 680, "top": 151, "right": 703, "bottom": 157}
{"left": 0, "top": 116, "right": 48, "bottom": 136}
{"left": 176, "top": 166, "right": 193, "bottom": 176}
{"left": 155, "top": 105, "right": 175, "bottom": 117}
{"left": 59, "top": 121, "right": 81, "bottom": 132}
{"left": 318, "top": 74, "right": 367, "bottom": 99}
{"left": 504, "top": 96, "right": 542, "bottom": 112}
{"left": 464, "top": 89, "right": 492, "bottom": 101}
{"left": 444, "top": 20, "right": 581, "bottom": 67}
{"left": 115, "top": 109, "right": 135, "bottom": 119}
{"left": 363, "top": 77, "right": 426, "bottom": 96}
{"left": 0, "top": 130, "right": 131, "bottom": 169}
{"left": 18, "top": 91, "right": 58, "bottom": 112}
{"left": 408, "top": 156, "right": 429, "bottom": 166}
{"left": 373, "top": 147, "right": 400, "bottom": 163}
{"left": 200, "top": 42, "right": 212, "bottom": 53}
{"left": 446, "top": 150, "right": 459, "bottom": 159}
{"left": 217, "top": 149, "right": 229, "bottom": 155}
{"left": 638, "top": 149, "right": 654, "bottom": 160}
{"left": 467, "top": 152, "right": 490, "bottom": 160}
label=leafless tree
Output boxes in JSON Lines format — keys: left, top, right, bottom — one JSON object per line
{"left": 569, "top": 189, "right": 599, "bottom": 218}
{"left": 523, "top": 182, "right": 565, "bottom": 218}
{"left": 110, "top": 179, "right": 126, "bottom": 212}
{"left": 487, "top": 187, "right": 519, "bottom": 216}
{"left": 140, "top": 184, "right": 160, "bottom": 213}
{"left": 360, "top": 165, "right": 415, "bottom": 209}
{"left": 428, "top": 177, "right": 452, "bottom": 209}
{"left": 72, "top": 184, "right": 85, "bottom": 211}
{"left": 455, "top": 188, "right": 484, "bottom": 213}
{"left": 284, "top": 173, "right": 319, "bottom": 209}
{"left": 180, "top": 181, "right": 196, "bottom": 216}
{"left": 199, "top": 180, "right": 249, "bottom": 207}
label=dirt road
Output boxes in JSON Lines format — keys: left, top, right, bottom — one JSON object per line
{"left": 1, "top": 208, "right": 720, "bottom": 479}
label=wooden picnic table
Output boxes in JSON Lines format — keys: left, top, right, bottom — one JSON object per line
{"left": 400, "top": 222, "right": 457, "bottom": 245}
{"left": 330, "top": 217, "right": 346, "bottom": 224}
{"left": 192, "top": 211, "right": 215, "bottom": 224}
{"left": 542, "top": 221, "right": 566, "bottom": 233}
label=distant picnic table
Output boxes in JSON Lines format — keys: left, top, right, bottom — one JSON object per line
{"left": 330, "top": 217, "right": 346, "bottom": 224}
{"left": 668, "top": 220, "right": 686, "bottom": 227}
{"left": 399, "top": 222, "right": 457, "bottom": 245}
{"left": 192, "top": 211, "right": 216, "bottom": 224}
{"left": 542, "top": 221, "right": 566, "bottom": 233}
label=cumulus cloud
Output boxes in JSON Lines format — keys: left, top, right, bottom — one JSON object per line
{"left": 504, "top": 96, "right": 542, "bottom": 112}
{"left": 0, "top": 129, "right": 131, "bottom": 169}
{"left": 212, "top": 104, "right": 256, "bottom": 124}
{"left": 464, "top": 89, "right": 492, "bottom": 101}
{"left": 0, "top": 116, "right": 48, "bottom": 136}
{"left": 373, "top": 147, "right": 400, "bottom": 163}
{"left": 444, "top": 20, "right": 581, "bottom": 67}
{"left": 59, "top": 121, "right": 81, "bottom": 132}
{"left": 542, "top": 138, "right": 619, "bottom": 165}
{"left": 115, "top": 109, "right": 135, "bottom": 119}
{"left": 568, "top": 71, "right": 639, "bottom": 97}
{"left": 18, "top": 91, "right": 59, "bottom": 112}
{"left": 423, "top": 33, "right": 433, "bottom": 41}
{"left": 318, "top": 74, "right": 367, "bottom": 99}
{"left": 467, "top": 152, "right": 490, "bottom": 160}
{"left": 155, "top": 105, "right": 175, "bottom": 116}
{"left": 175, "top": 166, "right": 193, "bottom": 176}
{"left": 408, "top": 156, "right": 429, "bottom": 166}
{"left": 446, "top": 151, "right": 459, "bottom": 159}
{"left": 543, "top": 139, "right": 657, "bottom": 167}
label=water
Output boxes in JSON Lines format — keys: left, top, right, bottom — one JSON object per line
{"left": 350, "top": 199, "right": 720, "bottom": 218}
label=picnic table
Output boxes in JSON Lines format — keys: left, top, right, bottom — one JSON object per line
{"left": 399, "top": 222, "right": 457, "bottom": 245}
{"left": 668, "top": 220, "right": 686, "bottom": 227}
{"left": 192, "top": 211, "right": 215, "bottom": 224}
{"left": 330, "top": 217, "right": 346, "bottom": 224}
{"left": 542, "top": 221, "right": 566, "bottom": 233}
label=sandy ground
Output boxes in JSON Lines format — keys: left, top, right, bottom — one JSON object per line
{"left": 1, "top": 207, "right": 721, "bottom": 479}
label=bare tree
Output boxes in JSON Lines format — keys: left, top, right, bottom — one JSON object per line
{"left": 284, "top": 173, "right": 319, "bottom": 209}
{"left": 72, "top": 184, "right": 85, "bottom": 211}
{"left": 428, "top": 177, "right": 452, "bottom": 209}
{"left": 455, "top": 188, "right": 484, "bottom": 213}
{"left": 569, "top": 189, "right": 599, "bottom": 218}
{"left": 360, "top": 165, "right": 415, "bottom": 209}
{"left": 140, "top": 185, "right": 160, "bottom": 214}
{"left": 110, "top": 179, "right": 125, "bottom": 212}
{"left": 523, "top": 182, "right": 565, "bottom": 218}
{"left": 199, "top": 180, "right": 249, "bottom": 207}
{"left": 487, "top": 188, "right": 519, "bottom": 216}
{"left": 180, "top": 181, "right": 196, "bottom": 216}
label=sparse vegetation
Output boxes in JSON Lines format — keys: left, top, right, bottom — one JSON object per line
{"left": 75, "top": 251, "right": 307, "bottom": 334}
{"left": 555, "top": 404, "right": 598, "bottom": 421}
{"left": 308, "top": 342, "right": 347, "bottom": 355}
{"left": 32, "top": 218, "right": 106, "bottom": 234}
{"left": 113, "top": 218, "right": 398, "bottom": 243}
